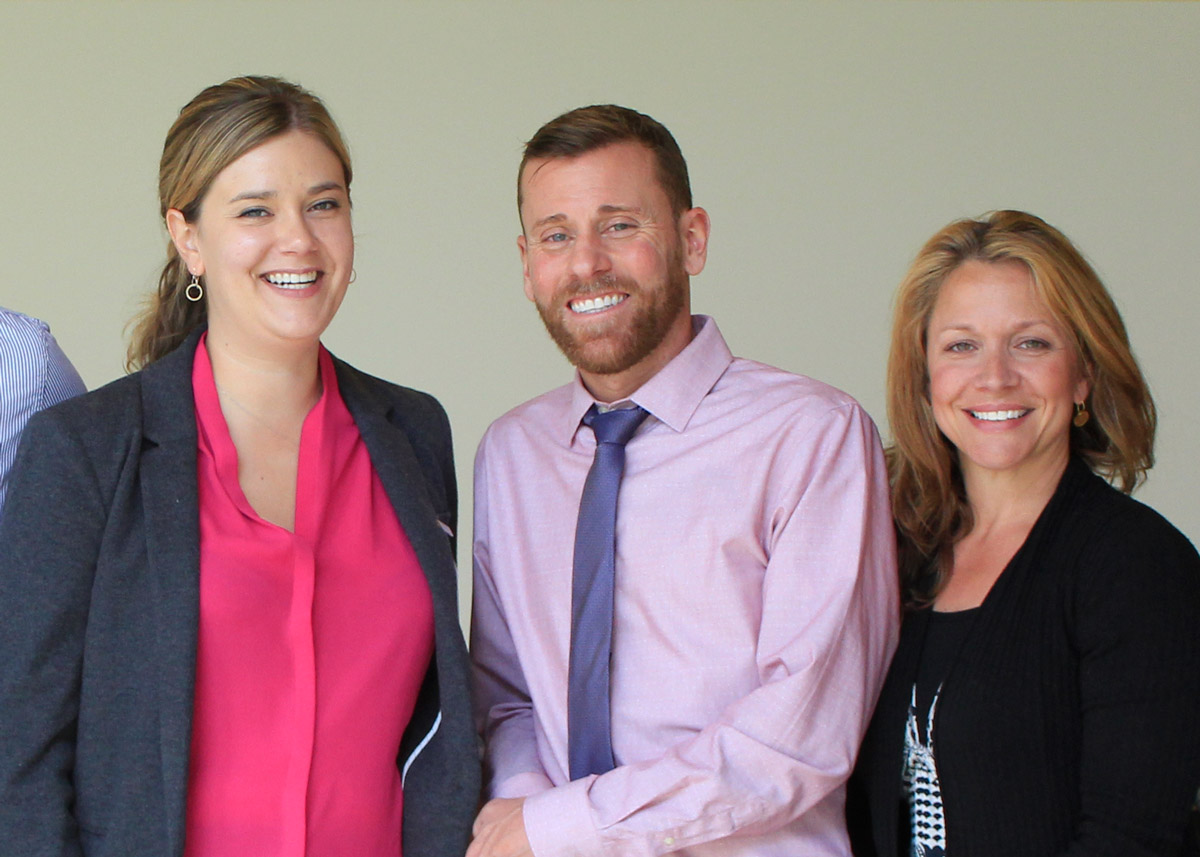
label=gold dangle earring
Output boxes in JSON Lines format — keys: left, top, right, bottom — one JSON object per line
{"left": 1073, "top": 401, "right": 1090, "bottom": 428}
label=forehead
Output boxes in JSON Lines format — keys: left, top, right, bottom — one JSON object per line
{"left": 930, "top": 259, "right": 1048, "bottom": 323}
{"left": 212, "top": 130, "right": 344, "bottom": 189}
{"left": 519, "top": 141, "right": 669, "bottom": 222}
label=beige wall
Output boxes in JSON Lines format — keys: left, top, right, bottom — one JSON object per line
{"left": 2, "top": 1, "right": 1197, "bottom": 624}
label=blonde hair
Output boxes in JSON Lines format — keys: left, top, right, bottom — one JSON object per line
{"left": 887, "top": 210, "right": 1155, "bottom": 604}
{"left": 126, "top": 76, "right": 352, "bottom": 369}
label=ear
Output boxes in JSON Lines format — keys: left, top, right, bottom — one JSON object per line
{"left": 165, "top": 209, "right": 204, "bottom": 276}
{"left": 517, "top": 233, "right": 534, "bottom": 302}
{"left": 678, "top": 206, "right": 710, "bottom": 277}
{"left": 1074, "top": 365, "right": 1092, "bottom": 406}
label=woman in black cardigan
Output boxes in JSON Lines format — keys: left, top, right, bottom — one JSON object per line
{"left": 849, "top": 210, "right": 1200, "bottom": 857}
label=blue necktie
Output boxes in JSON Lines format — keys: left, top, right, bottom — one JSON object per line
{"left": 568, "top": 404, "right": 649, "bottom": 780}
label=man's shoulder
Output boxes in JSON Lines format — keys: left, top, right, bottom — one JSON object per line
{"left": 0, "top": 307, "right": 50, "bottom": 361}
{"left": 481, "top": 381, "right": 576, "bottom": 443}
{"left": 719, "top": 356, "right": 866, "bottom": 419}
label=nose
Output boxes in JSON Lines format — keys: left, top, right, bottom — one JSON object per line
{"left": 278, "top": 210, "right": 317, "bottom": 253}
{"left": 568, "top": 231, "right": 611, "bottom": 282}
{"left": 977, "top": 347, "right": 1019, "bottom": 389}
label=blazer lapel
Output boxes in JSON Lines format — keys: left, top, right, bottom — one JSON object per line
{"left": 334, "top": 363, "right": 456, "bottom": 583}
{"left": 138, "top": 333, "right": 203, "bottom": 857}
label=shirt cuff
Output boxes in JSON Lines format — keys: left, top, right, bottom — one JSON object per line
{"left": 523, "top": 776, "right": 606, "bottom": 857}
{"left": 492, "top": 770, "right": 556, "bottom": 799}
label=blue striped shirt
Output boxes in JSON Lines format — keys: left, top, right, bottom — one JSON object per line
{"left": 0, "top": 307, "right": 87, "bottom": 522}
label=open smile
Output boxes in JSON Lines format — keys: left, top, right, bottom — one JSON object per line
{"left": 263, "top": 271, "right": 320, "bottom": 290}
{"left": 968, "top": 408, "right": 1032, "bottom": 421}
{"left": 569, "top": 293, "right": 627, "bottom": 315}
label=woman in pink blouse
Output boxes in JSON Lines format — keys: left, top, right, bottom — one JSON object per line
{"left": 0, "top": 76, "right": 478, "bottom": 856}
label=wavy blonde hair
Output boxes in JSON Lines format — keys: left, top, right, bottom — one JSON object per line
{"left": 126, "top": 76, "right": 352, "bottom": 370}
{"left": 887, "top": 210, "right": 1155, "bottom": 604}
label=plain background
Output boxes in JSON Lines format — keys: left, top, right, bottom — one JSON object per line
{"left": 2, "top": 1, "right": 1196, "bottom": 625}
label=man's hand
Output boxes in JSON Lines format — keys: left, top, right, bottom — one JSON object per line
{"left": 466, "top": 797, "right": 532, "bottom": 857}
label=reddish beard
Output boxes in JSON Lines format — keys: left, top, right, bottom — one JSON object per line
{"left": 534, "top": 265, "right": 688, "bottom": 376}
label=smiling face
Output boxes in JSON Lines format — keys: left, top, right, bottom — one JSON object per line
{"left": 517, "top": 141, "right": 709, "bottom": 401}
{"left": 926, "top": 258, "right": 1090, "bottom": 485}
{"left": 166, "top": 129, "right": 353, "bottom": 356}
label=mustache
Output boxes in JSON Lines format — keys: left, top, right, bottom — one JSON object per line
{"left": 561, "top": 274, "right": 638, "bottom": 299}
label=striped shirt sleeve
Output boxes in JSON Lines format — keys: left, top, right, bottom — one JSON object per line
{"left": 0, "top": 307, "right": 87, "bottom": 517}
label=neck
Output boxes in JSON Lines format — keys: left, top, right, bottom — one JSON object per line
{"left": 961, "top": 452, "right": 1069, "bottom": 534}
{"left": 579, "top": 311, "right": 694, "bottom": 404}
{"left": 205, "top": 330, "right": 323, "bottom": 426}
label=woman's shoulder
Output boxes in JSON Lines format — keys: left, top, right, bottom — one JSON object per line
{"left": 28, "top": 372, "right": 145, "bottom": 444}
{"left": 331, "top": 357, "right": 447, "bottom": 421}
{"left": 1048, "top": 463, "right": 1200, "bottom": 621}
{"left": 1064, "top": 463, "right": 1197, "bottom": 562}
{"left": 21, "top": 335, "right": 202, "bottom": 480}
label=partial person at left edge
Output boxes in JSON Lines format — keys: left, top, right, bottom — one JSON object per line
{"left": 0, "top": 76, "right": 478, "bottom": 857}
{"left": 0, "top": 307, "right": 86, "bottom": 523}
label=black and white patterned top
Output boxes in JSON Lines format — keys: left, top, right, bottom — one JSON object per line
{"left": 903, "top": 683, "right": 946, "bottom": 857}
{"left": 901, "top": 605, "right": 980, "bottom": 857}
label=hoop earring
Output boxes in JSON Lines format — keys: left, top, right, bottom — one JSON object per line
{"left": 349, "top": 268, "right": 357, "bottom": 284}
{"left": 1073, "top": 401, "right": 1090, "bottom": 428}
{"left": 185, "top": 274, "right": 203, "bottom": 303}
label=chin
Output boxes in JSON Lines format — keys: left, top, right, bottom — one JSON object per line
{"left": 570, "top": 339, "right": 647, "bottom": 376}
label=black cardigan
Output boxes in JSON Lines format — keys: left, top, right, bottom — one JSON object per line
{"left": 848, "top": 457, "right": 1200, "bottom": 857}
{"left": 0, "top": 330, "right": 480, "bottom": 857}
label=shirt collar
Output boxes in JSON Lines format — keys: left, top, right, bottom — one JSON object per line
{"left": 561, "top": 315, "right": 734, "bottom": 444}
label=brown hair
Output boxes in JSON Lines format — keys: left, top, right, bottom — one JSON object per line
{"left": 887, "top": 210, "right": 1156, "bottom": 604}
{"left": 518, "top": 104, "right": 692, "bottom": 221}
{"left": 126, "top": 76, "right": 352, "bottom": 369}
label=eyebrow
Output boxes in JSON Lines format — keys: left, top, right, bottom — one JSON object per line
{"left": 229, "top": 190, "right": 274, "bottom": 204}
{"left": 529, "top": 204, "right": 642, "bottom": 231}
{"left": 934, "top": 319, "right": 1054, "bottom": 334}
{"left": 228, "top": 182, "right": 345, "bottom": 204}
{"left": 530, "top": 213, "right": 567, "bottom": 230}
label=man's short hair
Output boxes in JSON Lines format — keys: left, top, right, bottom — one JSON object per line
{"left": 518, "top": 104, "right": 693, "bottom": 219}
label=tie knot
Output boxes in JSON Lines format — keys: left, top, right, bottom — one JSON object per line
{"left": 584, "top": 405, "right": 648, "bottom": 446}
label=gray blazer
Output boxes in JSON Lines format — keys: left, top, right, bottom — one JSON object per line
{"left": 0, "top": 330, "right": 480, "bottom": 857}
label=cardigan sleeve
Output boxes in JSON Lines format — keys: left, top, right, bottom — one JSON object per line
{"left": 1059, "top": 504, "right": 1200, "bottom": 857}
{"left": 0, "top": 407, "right": 107, "bottom": 856}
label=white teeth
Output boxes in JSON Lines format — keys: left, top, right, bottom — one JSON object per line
{"left": 970, "top": 409, "right": 1029, "bottom": 421}
{"left": 264, "top": 272, "right": 318, "bottom": 288}
{"left": 570, "top": 293, "right": 626, "bottom": 314}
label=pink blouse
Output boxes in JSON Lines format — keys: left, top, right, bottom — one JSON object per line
{"left": 185, "top": 336, "right": 434, "bottom": 857}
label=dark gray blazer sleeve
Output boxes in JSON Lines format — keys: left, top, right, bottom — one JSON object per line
{"left": 0, "top": 403, "right": 111, "bottom": 856}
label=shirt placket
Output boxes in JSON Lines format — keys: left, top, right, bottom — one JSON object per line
{"left": 280, "top": 379, "right": 327, "bottom": 856}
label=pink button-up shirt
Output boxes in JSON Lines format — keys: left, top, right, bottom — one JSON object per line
{"left": 186, "top": 337, "right": 434, "bottom": 856}
{"left": 471, "top": 316, "right": 899, "bottom": 856}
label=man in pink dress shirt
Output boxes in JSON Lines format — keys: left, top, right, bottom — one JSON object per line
{"left": 468, "top": 105, "right": 899, "bottom": 857}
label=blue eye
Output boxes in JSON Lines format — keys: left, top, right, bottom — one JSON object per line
{"left": 543, "top": 232, "right": 569, "bottom": 243}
